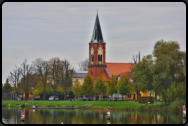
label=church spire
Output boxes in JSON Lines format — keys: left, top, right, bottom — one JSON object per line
{"left": 90, "top": 11, "right": 105, "bottom": 43}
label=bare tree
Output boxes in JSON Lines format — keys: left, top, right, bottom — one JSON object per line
{"left": 20, "top": 59, "right": 33, "bottom": 101}
{"left": 8, "top": 66, "right": 21, "bottom": 100}
{"left": 78, "top": 58, "right": 89, "bottom": 71}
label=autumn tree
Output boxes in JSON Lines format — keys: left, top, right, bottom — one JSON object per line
{"left": 60, "top": 59, "right": 74, "bottom": 100}
{"left": 19, "top": 59, "right": 33, "bottom": 100}
{"left": 107, "top": 74, "right": 117, "bottom": 98}
{"left": 71, "top": 79, "right": 82, "bottom": 100}
{"left": 94, "top": 74, "right": 106, "bottom": 101}
{"left": 32, "top": 58, "right": 49, "bottom": 100}
{"left": 48, "top": 57, "right": 62, "bottom": 101}
{"left": 82, "top": 73, "right": 94, "bottom": 97}
{"left": 117, "top": 73, "right": 133, "bottom": 101}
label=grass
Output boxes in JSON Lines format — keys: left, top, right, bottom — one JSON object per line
{"left": 2, "top": 100, "right": 183, "bottom": 112}
{"left": 2, "top": 100, "right": 162, "bottom": 109}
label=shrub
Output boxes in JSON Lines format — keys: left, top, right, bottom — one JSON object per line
{"left": 138, "top": 96, "right": 154, "bottom": 103}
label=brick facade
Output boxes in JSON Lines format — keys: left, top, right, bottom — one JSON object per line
{"left": 88, "top": 41, "right": 106, "bottom": 81}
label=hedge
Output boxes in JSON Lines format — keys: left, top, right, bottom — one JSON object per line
{"left": 138, "top": 96, "right": 154, "bottom": 103}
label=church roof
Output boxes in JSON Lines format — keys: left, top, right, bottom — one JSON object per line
{"left": 72, "top": 71, "right": 88, "bottom": 78}
{"left": 90, "top": 12, "right": 105, "bottom": 43}
{"left": 105, "top": 63, "right": 134, "bottom": 78}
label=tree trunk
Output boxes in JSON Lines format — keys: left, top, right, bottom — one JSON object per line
{"left": 122, "top": 95, "right": 123, "bottom": 101}
{"left": 43, "top": 90, "right": 46, "bottom": 100}
{"left": 64, "top": 92, "right": 67, "bottom": 101}
{"left": 155, "top": 91, "right": 157, "bottom": 102}
{"left": 53, "top": 90, "right": 56, "bottom": 101}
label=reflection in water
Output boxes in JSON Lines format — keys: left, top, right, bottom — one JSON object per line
{"left": 2, "top": 107, "right": 184, "bottom": 124}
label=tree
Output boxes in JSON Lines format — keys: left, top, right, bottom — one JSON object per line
{"left": 19, "top": 59, "right": 33, "bottom": 100}
{"left": 60, "top": 59, "right": 74, "bottom": 100}
{"left": 8, "top": 66, "right": 21, "bottom": 100}
{"left": 138, "top": 55, "right": 154, "bottom": 95}
{"left": 71, "top": 79, "right": 81, "bottom": 100}
{"left": 3, "top": 79, "right": 12, "bottom": 100}
{"left": 82, "top": 73, "right": 94, "bottom": 97}
{"left": 48, "top": 57, "right": 62, "bottom": 101}
{"left": 107, "top": 74, "right": 117, "bottom": 97}
{"left": 32, "top": 58, "right": 49, "bottom": 100}
{"left": 151, "top": 40, "right": 186, "bottom": 105}
{"left": 131, "top": 51, "right": 141, "bottom": 100}
{"left": 117, "top": 73, "right": 133, "bottom": 101}
{"left": 94, "top": 74, "right": 106, "bottom": 101}
{"left": 165, "top": 81, "right": 186, "bottom": 105}
{"left": 78, "top": 58, "right": 89, "bottom": 71}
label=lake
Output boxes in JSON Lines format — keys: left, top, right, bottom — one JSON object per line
{"left": 2, "top": 107, "right": 185, "bottom": 124}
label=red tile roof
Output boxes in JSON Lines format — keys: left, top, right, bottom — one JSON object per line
{"left": 118, "top": 72, "right": 130, "bottom": 77}
{"left": 106, "top": 62, "right": 134, "bottom": 78}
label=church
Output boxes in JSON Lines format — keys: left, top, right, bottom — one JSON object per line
{"left": 87, "top": 12, "right": 148, "bottom": 101}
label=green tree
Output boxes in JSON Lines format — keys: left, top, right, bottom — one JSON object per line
{"left": 165, "top": 81, "right": 186, "bottom": 105}
{"left": 107, "top": 74, "right": 117, "bottom": 97}
{"left": 130, "top": 55, "right": 154, "bottom": 100}
{"left": 151, "top": 40, "right": 186, "bottom": 105}
{"left": 82, "top": 73, "right": 94, "bottom": 97}
{"left": 94, "top": 74, "right": 107, "bottom": 101}
{"left": 71, "top": 79, "right": 81, "bottom": 100}
{"left": 118, "top": 73, "right": 133, "bottom": 101}
{"left": 3, "top": 79, "right": 12, "bottom": 100}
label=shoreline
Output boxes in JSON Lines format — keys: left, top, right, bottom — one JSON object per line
{"left": 2, "top": 106, "right": 182, "bottom": 113}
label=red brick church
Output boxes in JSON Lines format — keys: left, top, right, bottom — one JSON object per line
{"left": 88, "top": 12, "right": 134, "bottom": 82}
{"left": 87, "top": 12, "right": 148, "bottom": 100}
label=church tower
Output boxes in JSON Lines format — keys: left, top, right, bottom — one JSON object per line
{"left": 88, "top": 12, "right": 106, "bottom": 81}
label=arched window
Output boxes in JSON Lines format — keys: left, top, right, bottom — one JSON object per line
{"left": 92, "top": 55, "right": 94, "bottom": 62}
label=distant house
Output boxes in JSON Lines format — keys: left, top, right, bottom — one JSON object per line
{"left": 72, "top": 71, "right": 88, "bottom": 85}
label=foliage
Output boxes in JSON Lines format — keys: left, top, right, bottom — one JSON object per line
{"left": 71, "top": 79, "right": 82, "bottom": 97}
{"left": 165, "top": 81, "right": 186, "bottom": 105}
{"left": 107, "top": 74, "right": 117, "bottom": 97}
{"left": 94, "top": 74, "right": 107, "bottom": 95}
{"left": 82, "top": 73, "right": 95, "bottom": 97}
{"left": 130, "top": 55, "right": 154, "bottom": 94}
{"left": 117, "top": 73, "right": 133, "bottom": 99}
{"left": 3, "top": 80, "right": 12, "bottom": 94}
{"left": 151, "top": 40, "right": 186, "bottom": 105}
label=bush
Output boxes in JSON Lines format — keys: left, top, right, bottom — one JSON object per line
{"left": 138, "top": 96, "right": 154, "bottom": 103}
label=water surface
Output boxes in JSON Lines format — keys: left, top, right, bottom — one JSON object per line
{"left": 2, "top": 107, "right": 184, "bottom": 124}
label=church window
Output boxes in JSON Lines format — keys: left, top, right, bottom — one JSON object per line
{"left": 92, "top": 55, "right": 94, "bottom": 62}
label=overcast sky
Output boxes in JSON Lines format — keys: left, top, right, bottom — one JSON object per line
{"left": 2, "top": 2, "right": 186, "bottom": 84}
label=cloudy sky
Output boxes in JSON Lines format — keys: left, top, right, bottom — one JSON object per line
{"left": 2, "top": 2, "right": 186, "bottom": 84}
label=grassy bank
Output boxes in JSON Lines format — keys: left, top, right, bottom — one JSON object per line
{"left": 2, "top": 100, "right": 183, "bottom": 112}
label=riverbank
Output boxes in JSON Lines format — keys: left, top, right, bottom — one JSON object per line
{"left": 2, "top": 100, "right": 183, "bottom": 112}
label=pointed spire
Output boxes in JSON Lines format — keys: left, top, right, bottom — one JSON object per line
{"left": 90, "top": 11, "right": 105, "bottom": 43}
